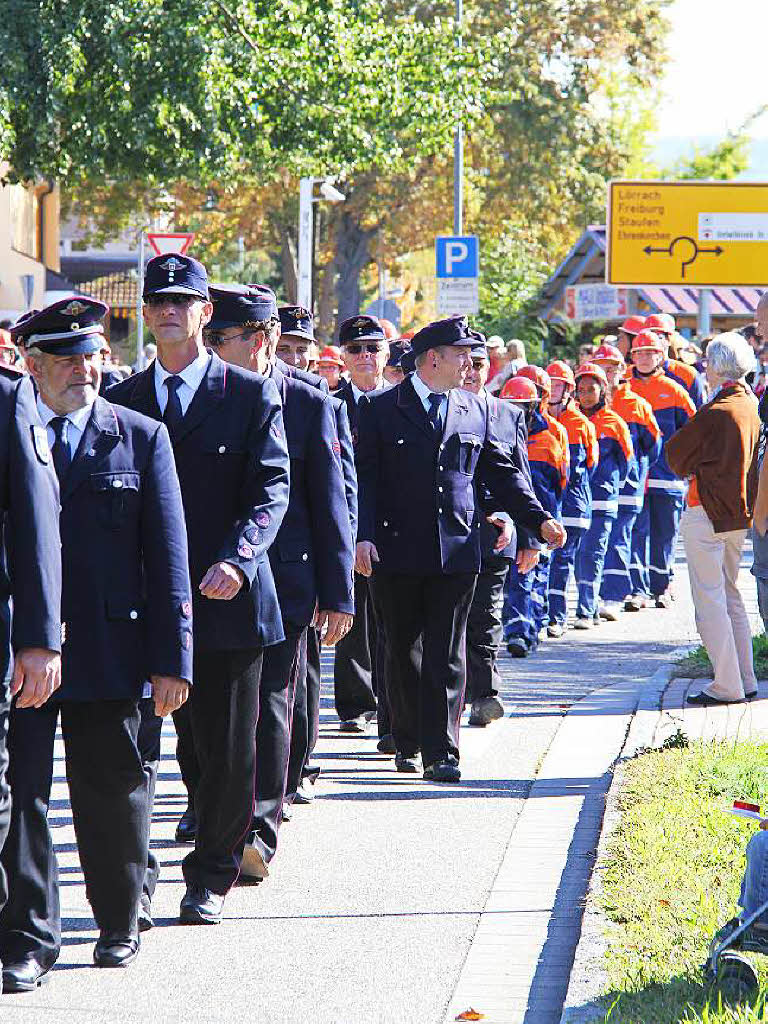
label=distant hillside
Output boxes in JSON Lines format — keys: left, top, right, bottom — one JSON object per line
{"left": 652, "top": 135, "right": 768, "bottom": 180}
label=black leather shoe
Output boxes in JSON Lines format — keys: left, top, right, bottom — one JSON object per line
{"left": 686, "top": 690, "right": 741, "bottom": 706}
{"left": 175, "top": 805, "right": 197, "bottom": 843}
{"left": 394, "top": 751, "right": 420, "bottom": 773}
{"left": 423, "top": 759, "right": 462, "bottom": 783}
{"left": 2, "top": 956, "right": 51, "bottom": 992}
{"left": 93, "top": 931, "right": 140, "bottom": 968}
{"left": 179, "top": 885, "right": 224, "bottom": 925}
{"left": 377, "top": 733, "right": 397, "bottom": 754}
{"left": 138, "top": 893, "right": 153, "bottom": 932}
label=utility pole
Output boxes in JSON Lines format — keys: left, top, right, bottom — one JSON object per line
{"left": 697, "top": 288, "right": 712, "bottom": 337}
{"left": 453, "top": 0, "right": 463, "bottom": 235}
{"left": 136, "top": 231, "right": 145, "bottom": 370}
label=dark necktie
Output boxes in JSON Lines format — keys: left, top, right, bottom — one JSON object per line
{"left": 50, "top": 416, "right": 71, "bottom": 483}
{"left": 163, "top": 375, "right": 184, "bottom": 437}
{"left": 427, "top": 392, "right": 443, "bottom": 436}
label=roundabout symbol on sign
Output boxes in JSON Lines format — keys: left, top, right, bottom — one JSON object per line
{"left": 643, "top": 235, "right": 724, "bottom": 280}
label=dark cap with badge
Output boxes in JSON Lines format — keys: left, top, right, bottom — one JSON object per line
{"left": 279, "top": 305, "right": 314, "bottom": 341}
{"left": 338, "top": 314, "right": 385, "bottom": 346}
{"left": 11, "top": 297, "right": 108, "bottom": 355}
{"left": 143, "top": 254, "right": 210, "bottom": 300}
{"left": 208, "top": 284, "right": 275, "bottom": 329}
{"left": 246, "top": 284, "right": 279, "bottom": 321}
{"left": 387, "top": 338, "right": 412, "bottom": 368}
{"left": 408, "top": 315, "right": 474, "bottom": 358}
{"left": 468, "top": 328, "right": 488, "bottom": 360}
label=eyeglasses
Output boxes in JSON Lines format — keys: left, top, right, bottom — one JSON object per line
{"left": 345, "top": 343, "right": 386, "bottom": 354}
{"left": 145, "top": 294, "right": 199, "bottom": 307}
{"left": 203, "top": 330, "right": 252, "bottom": 347}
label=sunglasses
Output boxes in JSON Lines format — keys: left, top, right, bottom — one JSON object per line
{"left": 145, "top": 294, "right": 199, "bottom": 307}
{"left": 345, "top": 343, "right": 386, "bottom": 355}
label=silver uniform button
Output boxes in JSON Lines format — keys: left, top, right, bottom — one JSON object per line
{"left": 129, "top": 610, "right": 138, "bottom": 620}
{"left": 438, "top": 486, "right": 443, "bottom": 493}
{"left": 302, "top": 553, "right": 308, "bottom": 561}
{"left": 397, "top": 439, "right": 404, "bottom": 445}
{"left": 112, "top": 479, "right": 123, "bottom": 489}
{"left": 383, "top": 520, "right": 388, "bottom": 527}
{"left": 438, "top": 507, "right": 443, "bottom": 514}
{"left": 219, "top": 445, "right": 226, "bottom": 453}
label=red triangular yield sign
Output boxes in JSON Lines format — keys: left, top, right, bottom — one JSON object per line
{"left": 147, "top": 232, "right": 195, "bottom": 256}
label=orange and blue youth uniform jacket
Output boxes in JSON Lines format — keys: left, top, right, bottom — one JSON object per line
{"left": 580, "top": 405, "right": 633, "bottom": 517}
{"left": 610, "top": 383, "right": 662, "bottom": 510}
{"left": 555, "top": 403, "right": 598, "bottom": 530}
{"left": 544, "top": 411, "right": 570, "bottom": 477}
{"left": 628, "top": 370, "right": 695, "bottom": 494}
{"left": 527, "top": 410, "right": 567, "bottom": 518}
{"left": 664, "top": 357, "right": 705, "bottom": 409}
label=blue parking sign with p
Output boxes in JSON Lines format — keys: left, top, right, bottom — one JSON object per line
{"left": 435, "top": 236, "right": 479, "bottom": 279}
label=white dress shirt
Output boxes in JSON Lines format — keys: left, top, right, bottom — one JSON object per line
{"left": 350, "top": 379, "right": 390, "bottom": 404}
{"left": 411, "top": 372, "right": 447, "bottom": 428}
{"left": 37, "top": 398, "right": 94, "bottom": 458}
{"left": 154, "top": 348, "right": 211, "bottom": 414}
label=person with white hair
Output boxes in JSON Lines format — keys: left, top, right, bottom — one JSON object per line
{"left": 666, "top": 331, "right": 761, "bottom": 704}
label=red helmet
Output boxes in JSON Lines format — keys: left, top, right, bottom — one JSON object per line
{"left": 592, "top": 343, "right": 624, "bottom": 365}
{"left": 500, "top": 377, "right": 538, "bottom": 402}
{"left": 619, "top": 315, "right": 646, "bottom": 336}
{"left": 574, "top": 362, "right": 608, "bottom": 389}
{"left": 516, "top": 364, "right": 551, "bottom": 396}
{"left": 644, "top": 313, "right": 675, "bottom": 335}
{"left": 545, "top": 360, "right": 575, "bottom": 388}
{"left": 631, "top": 329, "right": 666, "bottom": 353}
{"left": 318, "top": 344, "right": 344, "bottom": 367}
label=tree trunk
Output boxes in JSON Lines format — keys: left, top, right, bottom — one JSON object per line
{"left": 280, "top": 228, "right": 298, "bottom": 304}
{"left": 333, "top": 210, "right": 376, "bottom": 329}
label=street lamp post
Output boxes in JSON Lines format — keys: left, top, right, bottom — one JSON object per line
{"left": 454, "top": 0, "right": 463, "bottom": 236}
{"left": 297, "top": 177, "right": 346, "bottom": 311}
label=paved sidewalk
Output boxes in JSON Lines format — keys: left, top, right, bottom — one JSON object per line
{"left": 0, "top": 547, "right": 760, "bottom": 1023}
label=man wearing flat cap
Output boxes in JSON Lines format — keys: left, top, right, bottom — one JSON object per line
{"left": 108, "top": 254, "right": 289, "bottom": 925}
{"left": 203, "top": 284, "right": 354, "bottom": 877}
{"left": 0, "top": 297, "right": 191, "bottom": 987}
{"left": 356, "top": 315, "right": 566, "bottom": 782}
{"left": 332, "top": 314, "right": 390, "bottom": 739}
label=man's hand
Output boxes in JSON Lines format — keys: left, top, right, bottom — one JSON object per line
{"left": 12, "top": 648, "right": 61, "bottom": 709}
{"left": 541, "top": 519, "right": 567, "bottom": 550}
{"left": 516, "top": 548, "right": 540, "bottom": 574}
{"left": 488, "top": 514, "right": 514, "bottom": 553}
{"left": 150, "top": 675, "right": 190, "bottom": 717}
{"left": 199, "top": 562, "right": 245, "bottom": 600}
{"left": 314, "top": 610, "right": 354, "bottom": 646}
{"left": 355, "top": 541, "right": 379, "bottom": 577}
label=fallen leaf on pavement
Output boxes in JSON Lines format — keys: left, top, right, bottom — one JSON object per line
{"left": 456, "top": 1011, "right": 486, "bottom": 1021}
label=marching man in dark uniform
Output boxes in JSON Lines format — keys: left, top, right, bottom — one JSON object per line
{"left": 356, "top": 316, "right": 566, "bottom": 783}
{"left": 108, "top": 255, "right": 289, "bottom": 925}
{"left": 0, "top": 298, "right": 191, "bottom": 988}
{"left": 0, "top": 368, "right": 62, "bottom": 993}
{"left": 333, "top": 315, "right": 390, "bottom": 735}
{"left": 204, "top": 284, "right": 354, "bottom": 878}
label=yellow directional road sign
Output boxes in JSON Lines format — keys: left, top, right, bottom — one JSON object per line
{"left": 606, "top": 180, "right": 768, "bottom": 286}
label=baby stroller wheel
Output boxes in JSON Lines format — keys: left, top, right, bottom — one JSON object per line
{"left": 715, "top": 953, "right": 759, "bottom": 1003}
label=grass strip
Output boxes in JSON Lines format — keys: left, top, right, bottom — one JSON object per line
{"left": 596, "top": 740, "right": 768, "bottom": 1023}
{"left": 673, "top": 636, "right": 768, "bottom": 680}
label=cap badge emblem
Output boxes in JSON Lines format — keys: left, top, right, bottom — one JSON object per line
{"left": 159, "top": 257, "right": 184, "bottom": 273}
{"left": 61, "top": 300, "right": 88, "bottom": 317}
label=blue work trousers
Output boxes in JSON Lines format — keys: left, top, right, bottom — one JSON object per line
{"left": 600, "top": 504, "right": 641, "bottom": 603}
{"left": 503, "top": 555, "right": 550, "bottom": 649}
{"left": 632, "top": 489, "right": 685, "bottom": 598}
{"left": 575, "top": 512, "right": 614, "bottom": 618}
{"left": 548, "top": 526, "right": 587, "bottom": 626}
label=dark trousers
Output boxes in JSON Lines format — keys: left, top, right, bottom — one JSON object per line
{"left": 137, "top": 698, "right": 162, "bottom": 900}
{"left": 371, "top": 571, "right": 477, "bottom": 766}
{"left": 305, "top": 626, "right": 322, "bottom": 768}
{"left": 181, "top": 648, "right": 262, "bottom": 895}
{"left": 173, "top": 701, "right": 198, "bottom": 799}
{"left": 285, "top": 629, "right": 313, "bottom": 802}
{"left": 0, "top": 699, "right": 147, "bottom": 967}
{"left": 0, "top": 676, "right": 10, "bottom": 925}
{"left": 333, "top": 573, "right": 380, "bottom": 721}
{"left": 247, "top": 626, "right": 303, "bottom": 864}
{"left": 466, "top": 556, "right": 510, "bottom": 703}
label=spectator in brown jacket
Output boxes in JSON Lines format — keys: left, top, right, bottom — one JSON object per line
{"left": 666, "top": 332, "right": 760, "bottom": 705}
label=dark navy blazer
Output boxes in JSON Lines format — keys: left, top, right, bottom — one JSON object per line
{"left": 356, "top": 376, "right": 550, "bottom": 576}
{"left": 108, "top": 352, "right": 290, "bottom": 651}
{"left": 275, "top": 358, "right": 329, "bottom": 394}
{"left": 56, "top": 397, "right": 193, "bottom": 700}
{"left": 0, "top": 375, "right": 61, "bottom": 679}
{"left": 268, "top": 366, "right": 354, "bottom": 627}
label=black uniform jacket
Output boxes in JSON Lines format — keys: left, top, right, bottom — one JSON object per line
{"left": 108, "top": 351, "right": 290, "bottom": 651}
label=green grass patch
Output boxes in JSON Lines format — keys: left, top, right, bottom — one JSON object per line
{"left": 595, "top": 741, "right": 768, "bottom": 1023}
{"left": 673, "top": 636, "right": 768, "bottom": 679}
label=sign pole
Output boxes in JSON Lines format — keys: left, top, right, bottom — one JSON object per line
{"left": 136, "top": 231, "right": 145, "bottom": 370}
{"left": 297, "top": 178, "right": 314, "bottom": 310}
{"left": 453, "top": 0, "right": 463, "bottom": 236}
{"left": 697, "top": 288, "right": 712, "bottom": 338}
